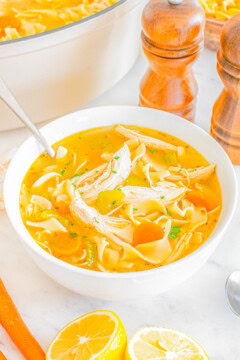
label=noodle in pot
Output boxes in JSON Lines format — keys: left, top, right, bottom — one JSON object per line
{"left": 0, "top": 0, "right": 120, "bottom": 41}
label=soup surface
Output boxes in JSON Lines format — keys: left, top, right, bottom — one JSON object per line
{"left": 20, "top": 125, "right": 222, "bottom": 273}
{"left": 0, "top": 0, "right": 119, "bottom": 41}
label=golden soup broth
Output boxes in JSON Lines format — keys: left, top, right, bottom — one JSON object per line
{"left": 0, "top": 0, "right": 119, "bottom": 41}
{"left": 20, "top": 125, "right": 222, "bottom": 272}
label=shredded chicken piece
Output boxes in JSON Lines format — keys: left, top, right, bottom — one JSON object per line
{"left": 116, "top": 125, "right": 178, "bottom": 152}
{"left": 121, "top": 182, "right": 187, "bottom": 206}
{"left": 73, "top": 163, "right": 107, "bottom": 187}
{"left": 188, "top": 164, "right": 216, "bottom": 182}
{"left": 71, "top": 192, "right": 133, "bottom": 244}
{"left": 167, "top": 164, "right": 216, "bottom": 183}
{"left": 74, "top": 144, "right": 131, "bottom": 203}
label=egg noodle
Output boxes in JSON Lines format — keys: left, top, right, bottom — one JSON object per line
{"left": 199, "top": 0, "right": 240, "bottom": 21}
{"left": 0, "top": 0, "right": 119, "bottom": 41}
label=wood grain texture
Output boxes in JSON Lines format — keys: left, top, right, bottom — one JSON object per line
{"left": 204, "top": 18, "right": 223, "bottom": 52}
{"left": 139, "top": 0, "right": 205, "bottom": 122}
{"left": 211, "top": 14, "right": 240, "bottom": 164}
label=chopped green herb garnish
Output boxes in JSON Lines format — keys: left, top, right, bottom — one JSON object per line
{"left": 80, "top": 172, "right": 85, "bottom": 176}
{"left": 70, "top": 174, "right": 79, "bottom": 179}
{"left": 169, "top": 232, "right": 177, "bottom": 239}
{"left": 142, "top": 163, "right": 146, "bottom": 166}
{"left": 117, "top": 188, "right": 122, "bottom": 191}
{"left": 78, "top": 136, "right": 82, "bottom": 139}
{"left": 112, "top": 170, "right": 117, "bottom": 174}
{"left": 150, "top": 149, "right": 157, "bottom": 154}
{"left": 133, "top": 208, "right": 138, "bottom": 211}
{"left": 96, "top": 170, "right": 99, "bottom": 173}
{"left": 83, "top": 235, "right": 87, "bottom": 239}
{"left": 160, "top": 196, "right": 165, "bottom": 199}
{"left": 85, "top": 168, "right": 89, "bottom": 172}
{"left": 121, "top": 248, "right": 124, "bottom": 252}
{"left": 70, "top": 232, "right": 78, "bottom": 238}
{"left": 112, "top": 200, "right": 117, "bottom": 205}
{"left": 94, "top": 217, "right": 100, "bottom": 224}
{"left": 72, "top": 183, "right": 76, "bottom": 188}
{"left": 80, "top": 192, "right": 84, "bottom": 195}
{"left": 65, "top": 161, "right": 71, "bottom": 166}
{"left": 171, "top": 226, "right": 181, "bottom": 235}
{"left": 60, "top": 170, "right": 66, "bottom": 176}
{"left": 178, "top": 169, "right": 182, "bottom": 173}
{"left": 114, "top": 156, "right": 120, "bottom": 160}
{"left": 166, "top": 208, "right": 172, "bottom": 217}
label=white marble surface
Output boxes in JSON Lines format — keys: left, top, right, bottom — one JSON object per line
{"left": 0, "top": 49, "right": 240, "bottom": 360}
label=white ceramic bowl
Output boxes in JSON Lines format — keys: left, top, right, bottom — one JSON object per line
{"left": 4, "top": 106, "right": 238, "bottom": 300}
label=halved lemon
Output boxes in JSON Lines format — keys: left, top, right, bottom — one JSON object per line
{"left": 125, "top": 327, "right": 209, "bottom": 360}
{"left": 46, "top": 310, "right": 127, "bottom": 360}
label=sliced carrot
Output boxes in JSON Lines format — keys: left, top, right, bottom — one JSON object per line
{"left": 0, "top": 351, "right": 7, "bottom": 360}
{"left": 0, "top": 278, "right": 45, "bottom": 360}
{"left": 186, "top": 190, "right": 216, "bottom": 212}
{"left": 50, "top": 232, "right": 81, "bottom": 256}
{"left": 133, "top": 223, "right": 164, "bottom": 247}
{"left": 55, "top": 200, "right": 70, "bottom": 215}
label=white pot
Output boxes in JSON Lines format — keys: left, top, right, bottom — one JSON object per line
{"left": 4, "top": 106, "right": 238, "bottom": 300}
{"left": 0, "top": 0, "right": 146, "bottom": 131}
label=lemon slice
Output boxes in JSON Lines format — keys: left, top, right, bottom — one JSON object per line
{"left": 125, "top": 327, "right": 209, "bottom": 360}
{"left": 46, "top": 310, "right": 127, "bottom": 360}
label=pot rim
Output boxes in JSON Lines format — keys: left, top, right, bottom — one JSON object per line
{"left": 0, "top": 0, "right": 128, "bottom": 47}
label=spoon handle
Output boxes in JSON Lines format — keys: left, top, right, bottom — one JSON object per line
{"left": 0, "top": 78, "right": 55, "bottom": 158}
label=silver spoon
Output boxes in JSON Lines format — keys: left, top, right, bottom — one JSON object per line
{"left": 225, "top": 271, "right": 240, "bottom": 317}
{"left": 0, "top": 78, "right": 55, "bottom": 158}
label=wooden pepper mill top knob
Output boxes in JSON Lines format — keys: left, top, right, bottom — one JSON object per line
{"left": 142, "top": 0, "right": 205, "bottom": 58}
{"left": 220, "top": 14, "right": 240, "bottom": 69}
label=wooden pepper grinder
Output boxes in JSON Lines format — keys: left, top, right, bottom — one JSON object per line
{"left": 211, "top": 14, "right": 240, "bottom": 165}
{"left": 140, "top": 0, "right": 205, "bottom": 122}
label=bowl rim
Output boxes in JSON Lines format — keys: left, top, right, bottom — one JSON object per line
{"left": 4, "top": 105, "right": 238, "bottom": 279}
{"left": 0, "top": 0, "right": 130, "bottom": 47}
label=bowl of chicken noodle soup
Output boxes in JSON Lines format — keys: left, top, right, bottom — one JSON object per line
{"left": 4, "top": 106, "right": 237, "bottom": 300}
